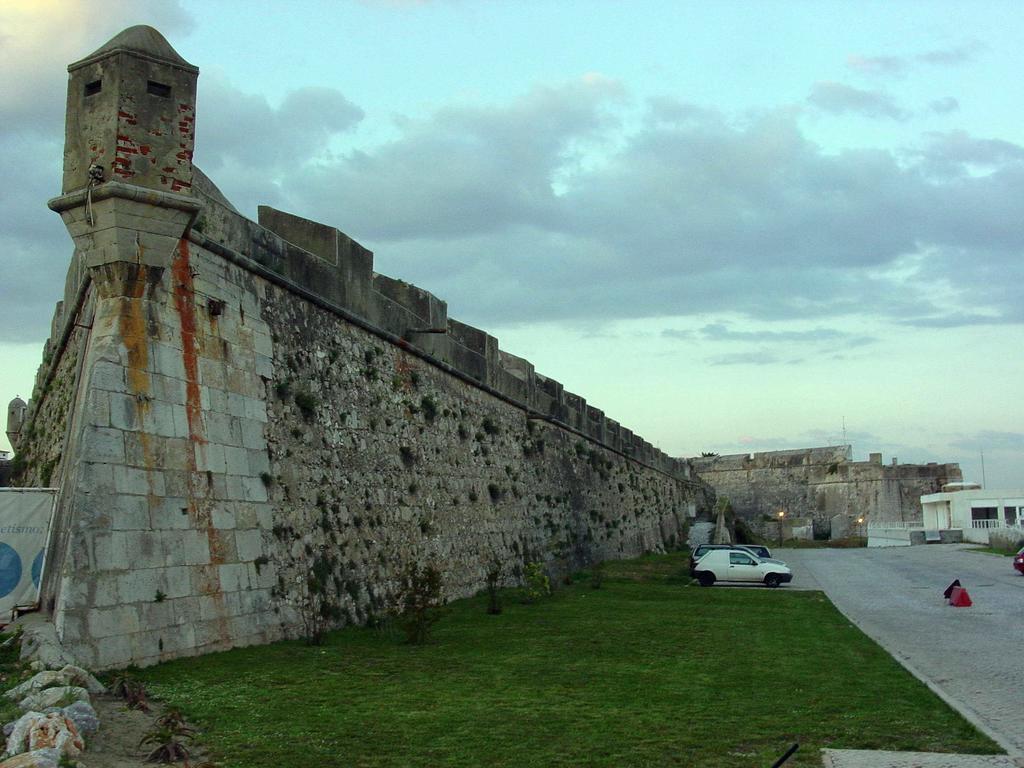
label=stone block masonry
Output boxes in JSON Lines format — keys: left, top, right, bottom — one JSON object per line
{"left": 9, "top": 26, "right": 713, "bottom": 669}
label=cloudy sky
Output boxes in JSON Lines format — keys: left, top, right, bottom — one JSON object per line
{"left": 2, "top": 0, "right": 1022, "bottom": 487}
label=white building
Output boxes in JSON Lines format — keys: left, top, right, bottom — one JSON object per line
{"left": 920, "top": 486, "right": 1024, "bottom": 544}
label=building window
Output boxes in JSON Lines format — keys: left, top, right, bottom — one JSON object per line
{"left": 970, "top": 506, "right": 998, "bottom": 521}
{"left": 84, "top": 80, "right": 102, "bottom": 97}
{"left": 147, "top": 80, "right": 171, "bottom": 98}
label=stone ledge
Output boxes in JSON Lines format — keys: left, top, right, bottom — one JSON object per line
{"left": 48, "top": 181, "right": 202, "bottom": 217}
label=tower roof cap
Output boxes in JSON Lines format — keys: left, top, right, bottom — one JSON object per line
{"left": 69, "top": 25, "right": 198, "bottom": 74}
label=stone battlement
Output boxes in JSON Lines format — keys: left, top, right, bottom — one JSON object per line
{"left": 181, "top": 192, "right": 688, "bottom": 480}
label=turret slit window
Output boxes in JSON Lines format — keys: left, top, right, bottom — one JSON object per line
{"left": 84, "top": 80, "right": 102, "bottom": 97}
{"left": 147, "top": 80, "right": 171, "bottom": 98}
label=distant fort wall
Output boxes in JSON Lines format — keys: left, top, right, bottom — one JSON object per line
{"left": 9, "top": 26, "right": 711, "bottom": 669}
{"left": 691, "top": 446, "right": 961, "bottom": 532}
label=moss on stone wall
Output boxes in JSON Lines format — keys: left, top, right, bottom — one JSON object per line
{"left": 259, "top": 280, "right": 709, "bottom": 628}
{"left": 13, "top": 314, "right": 89, "bottom": 489}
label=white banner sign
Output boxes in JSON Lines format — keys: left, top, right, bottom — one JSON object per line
{"left": 0, "top": 489, "right": 56, "bottom": 620}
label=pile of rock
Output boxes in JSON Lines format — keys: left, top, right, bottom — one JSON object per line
{"left": 0, "top": 664, "right": 104, "bottom": 768}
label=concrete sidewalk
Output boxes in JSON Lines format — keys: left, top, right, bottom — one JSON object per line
{"left": 822, "top": 749, "right": 1024, "bottom": 767}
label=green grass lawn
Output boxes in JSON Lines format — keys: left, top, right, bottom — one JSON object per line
{"left": 136, "top": 552, "right": 999, "bottom": 768}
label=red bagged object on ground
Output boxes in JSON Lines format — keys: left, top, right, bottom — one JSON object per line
{"left": 949, "top": 586, "right": 972, "bottom": 607}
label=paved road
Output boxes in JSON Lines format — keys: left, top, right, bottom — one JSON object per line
{"left": 776, "top": 545, "right": 1024, "bottom": 756}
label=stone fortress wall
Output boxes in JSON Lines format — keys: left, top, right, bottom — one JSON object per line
{"left": 691, "top": 446, "right": 961, "bottom": 532}
{"left": 7, "top": 26, "right": 712, "bottom": 669}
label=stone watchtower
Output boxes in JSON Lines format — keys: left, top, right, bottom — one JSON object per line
{"left": 5, "top": 397, "right": 27, "bottom": 450}
{"left": 37, "top": 28, "right": 213, "bottom": 665}
{"left": 61, "top": 25, "right": 198, "bottom": 195}
{"left": 49, "top": 25, "right": 202, "bottom": 271}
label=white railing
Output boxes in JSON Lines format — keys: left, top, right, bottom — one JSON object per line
{"left": 972, "top": 520, "right": 1024, "bottom": 531}
{"left": 867, "top": 521, "right": 922, "bottom": 530}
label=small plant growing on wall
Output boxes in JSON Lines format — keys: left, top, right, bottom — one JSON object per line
{"left": 482, "top": 416, "right": 499, "bottom": 436}
{"left": 399, "top": 561, "right": 446, "bottom": 645}
{"left": 39, "top": 456, "right": 59, "bottom": 487}
{"left": 293, "top": 389, "right": 318, "bottom": 421}
{"left": 420, "top": 395, "right": 438, "bottom": 424}
{"left": 399, "top": 446, "right": 416, "bottom": 467}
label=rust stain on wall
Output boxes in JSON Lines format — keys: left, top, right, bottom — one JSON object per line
{"left": 171, "top": 240, "right": 203, "bottom": 444}
{"left": 171, "top": 238, "right": 231, "bottom": 644}
{"left": 117, "top": 266, "right": 165, "bottom": 507}
{"left": 120, "top": 271, "right": 151, "bottom": 398}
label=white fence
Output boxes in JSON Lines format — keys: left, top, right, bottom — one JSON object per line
{"left": 971, "top": 520, "right": 1023, "bottom": 531}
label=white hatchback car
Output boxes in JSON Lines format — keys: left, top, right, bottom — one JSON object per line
{"left": 692, "top": 548, "right": 792, "bottom": 588}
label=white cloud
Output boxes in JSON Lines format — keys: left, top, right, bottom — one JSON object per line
{"left": 807, "top": 81, "right": 909, "bottom": 120}
{"left": 847, "top": 54, "right": 908, "bottom": 77}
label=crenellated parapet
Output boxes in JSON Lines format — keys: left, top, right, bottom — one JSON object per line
{"left": 190, "top": 195, "right": 690, "bottom": 481}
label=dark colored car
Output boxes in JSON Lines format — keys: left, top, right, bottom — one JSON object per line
{"left": 1014, "top": 546, "right": 1024, "bottom": 575}
{"left": 737, "top": 544, "right": 772, "bottom": 559}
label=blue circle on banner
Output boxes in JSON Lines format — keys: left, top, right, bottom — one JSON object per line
{"left": 0, "top": 544, "right": 23, "bottom": 598}
{"left": 31, "top": 550, "right": 45, "bottom": 589}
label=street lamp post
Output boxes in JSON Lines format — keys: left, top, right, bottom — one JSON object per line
{"left": 777, "top": 510, "right": 785, "bottom": 546}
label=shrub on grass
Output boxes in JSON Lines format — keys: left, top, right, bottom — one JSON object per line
{"left": 399, "top": 562, "right": 445, "bottom": 645}
{"left": 590, "top": 561, "right": 605, "bottom": 590}
{"left": 520, "top": 562, "right": 550, "bottom": 604}
{"left": 110, "top": 674, "right": 151, "bottom": 712}
{"left": 139, "top": 711, "right": 196, "bottom": 764}
{"left": 485, "top": 559, "right": 503, "bottom": 615}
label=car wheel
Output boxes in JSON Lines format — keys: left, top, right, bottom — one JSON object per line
{"left": 697, "top": 572, "right": 715, "bottom": 587}
{"left": 764, "top": 573, "right": 781, "bottom": 588}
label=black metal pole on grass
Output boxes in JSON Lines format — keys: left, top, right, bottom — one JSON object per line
{"left": 770, "top": 743, "right": 799, "bottom": 768}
